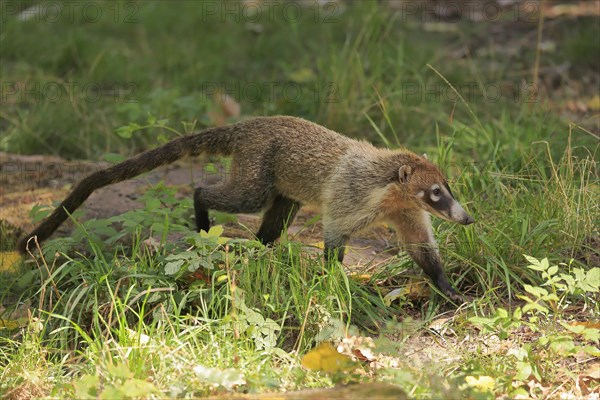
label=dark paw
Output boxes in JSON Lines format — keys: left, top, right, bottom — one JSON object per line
{"left": 444, "top": 289, "right": 473, "bottom": 304}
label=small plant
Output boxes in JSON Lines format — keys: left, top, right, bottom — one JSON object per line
{"left": 163, "top": 225, "right": 228, "bottom": 280}
{"left": 465, "top": 255, "right": 599, "bottom": 397}
{"left": 72, "top": 363, "right": 158, "bottom": 400}
{"left": 520, "top": 255, "right": 599, "bottom": 316}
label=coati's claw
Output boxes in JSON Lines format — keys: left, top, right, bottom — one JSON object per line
{"left": 445, "top": 290, "right": 468, "bottom": 304}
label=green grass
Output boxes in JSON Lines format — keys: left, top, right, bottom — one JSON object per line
{"left": 1, "top": 1, "right": 599, "bottom": 398}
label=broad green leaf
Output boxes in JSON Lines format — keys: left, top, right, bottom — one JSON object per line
{"left": 507, "top": 347, "right": 528, "bottom": 361}
{"left": 117, "top": 379, "right": 157, "bottom": 398}
{"left": 107, "top": 363, "right": 134, "bottom": 379}
{"left": 560, "top": 322, "right": 586, "bottom": 334}
{"left": 586, "top": 268, "right": 599, "bottom": 292}
{"left": 515, "top": 361, "right": 532, "bottom": 381}
{"left": 523, "top": 284, "right": 548, "bottom": 298}
{"left": 164, "top": 260, "right": 185, "bottom": 275}
{"left": 522, "top": 302, "right": 549, "bottom": 314}
{"left": 30, "top": 204, "right": 52, "bottom": 223}
{"left": 547, "top": 265, "right": 558, "bottom": 276}
{"left": 99, "top": 387, "right": 123, "bottom": 400}
{"left": 468, "top": 316, "right": 496, "bottom": 330}
{"left": 540, "top": 293, "right": 559, "bottom": 302}
{"left": 549, "top": 338, "right": 575, "bottom": 354}
{"left": 513, "top": 307, "right": 523, "bottom": 320}
{"left": 524, "top": 255, "right": 544, "bottom": 270}
{"left": 496, "top": 308, "right": 508, "bottom": 318}
{"left": 573, "top": 268, "right": 586, "bottom": 283}
{"left": 199, "top": 259, "right": 215, "bottom": 270}
{"left": 581, "top": 346, "right": 600, "bottom": 356}
{"left": 115, "top": 122, "right": 141, "bottom": 139}
{"left": 207, "top": 225, "right": 224, "bottom": 237}
{"left": 72, "top": 374, "right": 99, "bottom": 399}
{"left": 115, "top": 125, "right": 133, "bottom": 138}
{"left": 583, "top": 328, "right": 600, "bottom": 342}
{"left": 145, "top": 198, "right": 161, "bottom": 211}
{"left": 560, "top": 273, "right": 576, "bottom": 289}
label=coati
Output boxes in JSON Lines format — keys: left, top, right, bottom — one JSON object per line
{"left": 17, "top": 116, "right": 474, "bottom": 301}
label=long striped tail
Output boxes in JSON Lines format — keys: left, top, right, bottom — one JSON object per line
{"left": 17, "top": 125, "right": 234, "bottom": 254}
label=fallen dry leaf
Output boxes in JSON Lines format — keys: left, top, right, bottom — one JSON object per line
{"left": 570, "top": 321, "right": 600, "bottom": 330}
{"left": 301, "top": 342, "right": 356, "bottom": 374}
{"left": 0, "top": 251, "right": 21, "bottom": 273}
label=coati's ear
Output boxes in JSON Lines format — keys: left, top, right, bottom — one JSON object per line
{"left": 398, "top": 165, "right": 412, "bottom": 184}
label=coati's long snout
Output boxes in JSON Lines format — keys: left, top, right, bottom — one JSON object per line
{"left": 451, "top": 201, "right": 475, "bottom": 225}
{"left": 445, "top": 199, "right": 475, "bottom": 225}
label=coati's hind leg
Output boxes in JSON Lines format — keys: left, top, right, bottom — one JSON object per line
{"left": 391, "top": 210, "right": 464, "bottom": 302}
{"left": 255, "top": 195, "right": 300, "bottom": 244}
{"left": 194, "top": 184, "right": 271, "bottom": 232}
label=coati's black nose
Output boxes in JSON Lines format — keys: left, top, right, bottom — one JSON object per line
{"left": 463, "top": 215, "right": 475, "bottom": 225}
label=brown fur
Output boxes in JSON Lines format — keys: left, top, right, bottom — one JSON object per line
{"left": 17, "top": 116, "right": 473, "bottom": 301}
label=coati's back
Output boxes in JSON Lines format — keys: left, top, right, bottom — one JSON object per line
{"left": 226, "top": 116, "right": 355, "bottom": 205}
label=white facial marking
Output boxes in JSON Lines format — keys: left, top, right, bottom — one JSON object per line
{"left": 450, "top": 200, "right": 466, "bottom": 220}
{"left": 417, "top": 190, "right": 425, "bottom": 198}
{"left": 430, "top": 184, "right": 441, "bottom": 202}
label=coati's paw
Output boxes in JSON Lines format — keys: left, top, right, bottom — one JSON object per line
{"left": 444, "top": 289, "right": 472, "bottom": 304}
{"left": 435, "top": 279, "right": 467, "bottom": 304}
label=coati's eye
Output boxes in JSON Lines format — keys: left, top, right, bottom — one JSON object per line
{"left": 432, "top": 188, "right": 441, "bottom": 196}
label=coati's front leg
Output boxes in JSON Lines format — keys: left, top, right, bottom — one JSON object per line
{"left": 256, "top": 195, "right": 300, "bottom": 244}
{"left": 324, "top": 240, "right": 348, "bottom": 263}
{"left": 323, "top": 224, "right": 350, "bottom": 263}
{"left": 406, "top": 242, "right": 463, "bottom": 302}
{"left": 391, "top": 210, "right": 464, "bottom": 302}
